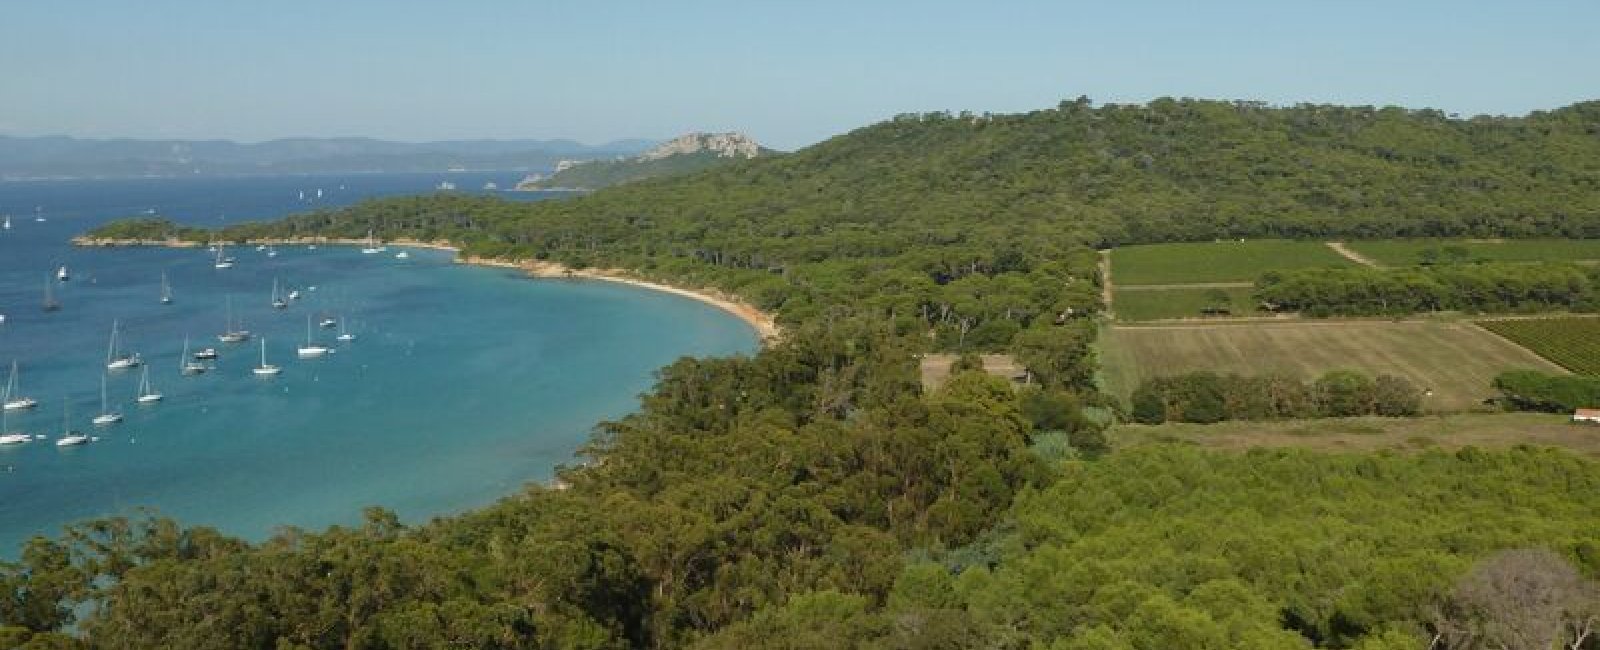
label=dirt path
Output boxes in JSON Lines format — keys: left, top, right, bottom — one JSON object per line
{"left": 1326, "top": 241, "right": 1381, "bottom": 267}
{"left": 1098, "top": 249, "right": 1115, "bottom": 319}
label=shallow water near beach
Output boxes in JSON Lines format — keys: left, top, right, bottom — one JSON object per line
{"left": 0, "top": 174, "right": 758, "bottom": 555}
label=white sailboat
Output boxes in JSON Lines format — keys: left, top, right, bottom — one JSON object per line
{"left": 271, "top": 278, "right": 288, "bottom": 309}
{"left": 360, "top": 229, "right": 386, "bottom": 254}
{"left": 181, "top": 337, "right": 209, "bottom": 375}
{"left": 0, "top": 407, "right": 29, "bottom": 445}
{"left": 218, "top": 297, "right": 251, "bottom": 343}
{"left": 336, "top": 317, "right": 356, "bottom": 342}
{"left": 2, "top": 215, "right": 10, "bottom": 230}
{"left": 105, "top": 320, "right": 143, "bottom": 371}
{"left": 56, "top": 401, "right": 89, "bottom": 447}
{"left": 214, "top": 244, "right": 234, "bottom": 269}
{"left": 266, "top": 245, "right": 279, "bottom": 258}
{"left": 253, "top": 338, "right": 282, "bottom": 376}
{"left": 92, "top": 375, "right": 122, "bottom": 426}
{"left": 57, "top": 265, "right": 69, "bottom": 281}
{"left": 42, "top": 277, "right": 60, "bottom": 312}
{"left": 297, "top": 314, "right": 332, "bottom": 357}
{"left": 3, "top": 361, "right": 38, "bottom": 410}
{"left": 395, "top": 250, "right": 409, "bottom": 259}
{"left": 136, "top": 366, "right": 163, "bottom": 404}
{"left": 319, "top": 315, "right": 338, "bottom": 329}
{"left": 160, "top": 272, "right": 173, "bottom": 305}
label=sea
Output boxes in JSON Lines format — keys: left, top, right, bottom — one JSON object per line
{"left": 0, "top": 172, "right": 758, "bottom": 555}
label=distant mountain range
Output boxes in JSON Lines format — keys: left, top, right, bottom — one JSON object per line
{"left": 0, "top": 135, "right": 657, "bottom": 180}
{"left": 515, "top": 132, "right": 775, "bottom": 191}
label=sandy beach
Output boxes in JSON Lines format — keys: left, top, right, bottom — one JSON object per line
{"left": 74, "top": 236, "right": 781, "bottom": 343}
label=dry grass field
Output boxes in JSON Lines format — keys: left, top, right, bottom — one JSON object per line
{"left": 1098, "top": 319, "right": 1566, "bottom": 412}
{"left": 1111, "top": 412, "right": 1600, "bottom": 457}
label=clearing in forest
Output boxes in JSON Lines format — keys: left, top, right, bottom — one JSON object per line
{"left": 1342, "top": 239, "right": 1600, "bottom": 266}
{"left": 1110, "top": 240, "right": 1356, "bottom": 285}
{"left": 1111, "top": 412, "right": 1600, "bottom": 457}
{"left": 1098, "top": 319, "right": 1565, "bottom": 412}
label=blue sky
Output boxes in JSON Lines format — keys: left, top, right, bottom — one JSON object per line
{"left": 2, "top": 0, "right": 1596, "bottom": 149}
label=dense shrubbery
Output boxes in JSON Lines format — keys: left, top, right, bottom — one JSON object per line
{"left": 699, "top": 447, "right": 1600, "bottom": 649}
{"left": 1255, "top": 263, "right": 1600, "bottom": 317}
{"left": 1131, "top": 370, "right": 1423, "bottom": 424}
{"left": 1492, "top": 369, "right": 1600, "bottom": 412}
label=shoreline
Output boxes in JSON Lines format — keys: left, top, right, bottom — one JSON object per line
{"left": 73, "top": 236, "right": 781, "bottom": 343}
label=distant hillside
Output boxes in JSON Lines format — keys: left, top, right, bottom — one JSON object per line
{"left": 515, "top": 132, "right": 774, "bottom": 190}
{"left": 0, "top": 135, "right": 656, "bottom": 179}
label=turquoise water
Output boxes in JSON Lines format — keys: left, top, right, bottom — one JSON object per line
{"left": 0, "top": 175, "right": 757, "bottom": 555}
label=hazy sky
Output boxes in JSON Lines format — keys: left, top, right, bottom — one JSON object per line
{"left": 2, "top": 0, "right": 1596, "bottom": 149}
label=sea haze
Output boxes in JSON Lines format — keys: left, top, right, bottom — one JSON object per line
{"left": 0, "top": 173, "right": 758, "bottom": 555}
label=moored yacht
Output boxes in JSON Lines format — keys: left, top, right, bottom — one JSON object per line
{"left": 136, "top": 366, "right": 163, "bottom": 403}
{"left": 0, "top": 407, "right": 28, "bottom": 445}
{"left": 297, "top": 315, "right": 332, "bottom": 357}
{"left": 218, "top": 297, "right": 251, "bottom": 343}
{"left": 42, "top": 277, "right": 60, "bottom": 312}
{"left": 3, "top": 361, "right": 38, "bottom": 410}
{"left": 181, "top": 337, "right": 210, "bottom": 374}
{"left": 253, "top": 338, "right": 281, "bottom": 376}
{"left": 105, "top": 320, "right": 143, "bottom": 370}
{"left": 92, "top": 376, "right": 122, "bottom": 426}
{"left": 360, "top": 229, "right": 386, "bottom": 254}
{"left": 56, "top": 401, "right": 88, "bottom": 447}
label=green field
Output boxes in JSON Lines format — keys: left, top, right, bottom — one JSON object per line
{"left": 1111, "top": 412, "right": 1600, "bottom": 457}
{"left": 1343, "top": 239, "right": 1600, "bottom": 266}
{"left": 1113, "top": 286, "right": 1263, "bottom": 321}
{"left": 1478, "top": 317, "right": 1600, "bottom": 375}
{"left": 1099, "top": 320, "right": 1565, "bottom": 412}
{"left": 1110, "top": 240, "right": 1355, "bottom": 285}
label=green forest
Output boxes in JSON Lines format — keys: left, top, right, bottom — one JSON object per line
{"left": 41, "top": 98, "right": 1600, "bottom": 649}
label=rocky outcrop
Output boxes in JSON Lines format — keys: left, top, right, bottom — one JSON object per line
{"left": 636, "top": 133, "right": 764, "bottom": 161}
{"left": 515, "top": 132, "right": 773, "bottom": 191}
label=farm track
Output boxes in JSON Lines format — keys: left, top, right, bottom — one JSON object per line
{"left": 1326, "top": 241, "right": 1382, "bottom": 267}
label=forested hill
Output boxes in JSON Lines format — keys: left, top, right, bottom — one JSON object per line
{"left": 91, "top": 98, "right": 1600, "bottom": 353}
{"left": 687, "top": 96, "right": 1600, "bottom": 245}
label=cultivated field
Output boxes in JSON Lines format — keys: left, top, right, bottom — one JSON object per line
{"left": 1112, "top": 286, "right": 1264, "bottom": 321}
{"left": 1098, "top": 320, "right": 1566, "bottom": 412}
{"left": 1478, "top": 316, "right": 1600, "bottom": 375}
{"left": 1111, "top": 412, "right": 1600, "bottom": 457}
{"left": 1343, "top": 239, "right": 1600, "bottom": 266}
{"left": 1110, "top": 240, "right": 1355, "bottom": 285}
